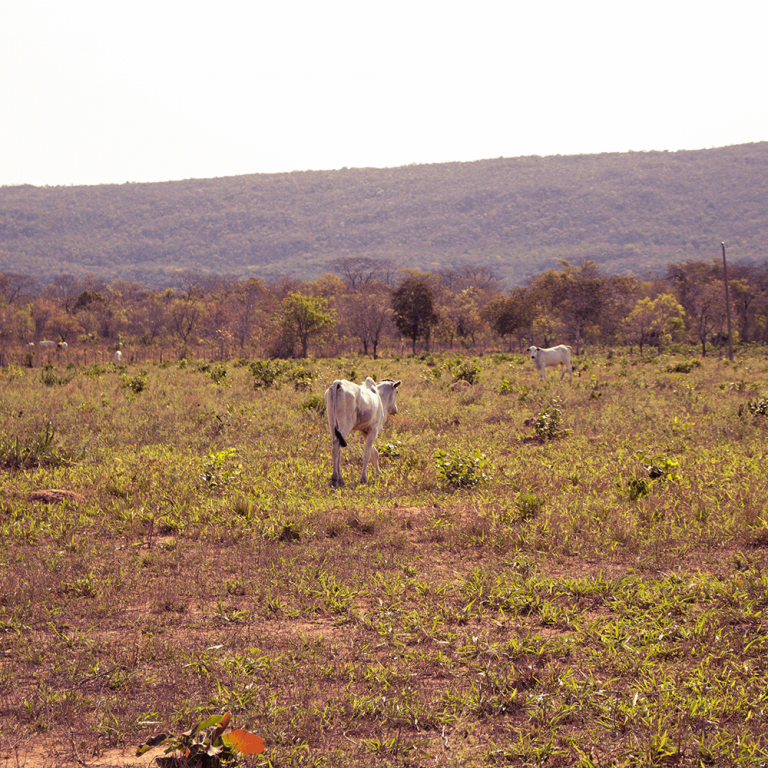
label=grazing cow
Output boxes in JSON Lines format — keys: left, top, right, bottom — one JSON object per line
{"left": 114, "top": 350, "right": 123, "bottom": 364}
{"left": 39, "top": 340, "right": 56, "bottom": 349}
{"left": 324, "top": 377, "right": 401, "bottom": 487}
{"left": 528, "top": 345, "right": 573, "bottom": 382}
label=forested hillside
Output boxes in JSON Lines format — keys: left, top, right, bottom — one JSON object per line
{"left": 1, "top": 143, "right": 766, "bottom": 289}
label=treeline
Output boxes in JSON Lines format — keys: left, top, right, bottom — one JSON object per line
{"left": 1, "top": 255, "right": 766, "bottom": 363}
{"left": 1, "top": 143, "right": 766, "bottom": 288}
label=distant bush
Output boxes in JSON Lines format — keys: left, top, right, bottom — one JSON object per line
{"left": 288, "top": 363, "right": 316, "bottom": 391}
{"left": 249, "top": 359, "right": 287, "bottom": 390}
{"left": 121, "top": 370, "right": 148, "bottom": 394}
{"left": 738, "top": 397, "right": 768, "bottom": 419}
{"left": 301, "top": 393, "right": 325, "bottom": 415}
{"left": 446, "top": 358, "right": 481, "bottom": 385}
{"left": 664, "top": 360, "right": 702, "bottom": 374}
{"left": 40, "top": 363, "right": 77, "bottom": 387}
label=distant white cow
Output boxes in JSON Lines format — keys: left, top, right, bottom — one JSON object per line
{"left": 528, "top": 345, "right": 573, "bottom": 382}
{"left": 114, "top": 350, "right": 123, "bottom": 364}
{"left": 39, "top": 340, "right": 56, "bottom": 349}
{"left": 324, "top": 377, "right": 401, "bottom": 487}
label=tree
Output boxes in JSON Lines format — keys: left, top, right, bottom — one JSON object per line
{"left": 622, "top": 294, "right": 685, "bottom": 353}
{"left": 168, "top": 296, "right": 201, "bottom": 350}
{"left": 230, "top": 278, "right": 266, "bottom": 351}
{"left": 345, "top": 286, "right": 393, "bottom": 359}
{"left": 391, "top": 276, "right": 439, "bottom": 354}
{"left": 687, "top": 280, "right": 729, "bottom": 356}
{"left": 280, "top": 292, "right": 336, "bottom": 358}
{"left": 0, "top": 273, "right": 39, "bottom": 304}
{"left": 482, "top": 287, "right": 535, "bottom": 351}
{"left": 332, "top": 256, "right": 397, "bottom": 290}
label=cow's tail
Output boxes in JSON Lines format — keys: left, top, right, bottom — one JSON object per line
{"left": 331, "top": 382, "right": 347, "bottom": 448}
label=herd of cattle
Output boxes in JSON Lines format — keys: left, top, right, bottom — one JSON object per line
{"left": 323, "top": 344, "right": 573, "bottom": 487}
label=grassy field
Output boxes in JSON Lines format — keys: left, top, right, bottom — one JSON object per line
{"left": 1, "top": 349, "right": 768, "bottom": 767}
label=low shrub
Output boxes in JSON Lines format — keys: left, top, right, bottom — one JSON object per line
{"left": 435, "top": 448, "right": 490, "bottom": 489}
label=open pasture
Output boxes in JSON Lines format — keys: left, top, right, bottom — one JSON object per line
{"left": 1, "top": 350, "right": 768, "bottom": 767}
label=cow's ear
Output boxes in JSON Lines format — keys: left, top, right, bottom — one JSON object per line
{"left": 393, "top": 380, "right": 401, "bottom": 388}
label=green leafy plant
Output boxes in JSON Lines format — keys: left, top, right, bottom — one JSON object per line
{"left": 249, "top": 359, "right": 287, "bottom": 390}
{"left": 625, "top": 450, "right": 682, "bottom": 498}
{"left": 136, "top": 711, "right": 265, "bottom": 766}
{"left": 435, "top": 448, "right": 490, "bottom": 489}
{"left": 664, "top": 360, "right": 701, "bottom": 373}
{"left": 201, "top": 448, "right": 241, "bottom": 489}
{"left": 120, "top": 370, "right": 148, "bottom": 394}
{"left": 516, "top": 492, "right": 545, "bottom": 520}
{"left": 378, "top": 440, "right": 403, "bottom": 459}
{"left": 301, "top": 393, "right": 325, "bottom": 415}
{"left": 208, "top": 363, "right": 228, "bottom": 386}
{"left": 532, "top": 397, "right": 568, "bottom": 440}
{"left": 288, "top": 362, "right": 316, "bottom": 391}
{"left": 636, "top": 450, "right": 681, "bottom": 482}
{"left": 420, "top": 366, "right": 442, "bottom": 383}
{"left": 40, "top": 363, "right": 77, "bottom": 387}
{"left": 446, "top": 358, "right": 481, "bottom": 385}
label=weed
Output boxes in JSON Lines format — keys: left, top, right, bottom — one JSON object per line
{"left": 200, "top": 448, "right": 241, "bottom": 489}
{"left": 40, "top": 363, "right": 77, "bottom": 386}
{"left": 121, "top": 370, "right": 148, "bottom": 394}
{"left": 378, "top": 440, "right": 403, "bottom": 459}
{"left": 664, "top": 359, "right": 702, "bottom": 373}
{"left": 300, "top": 393, "right": 325, "bottom": 415}
{"left": 738, "top": 397, "right": 768, "bottom": 418}
{"left": 0, "top": 422, "right": 74, "bottom": 469}
{"left": 517, "top": 492, "right": 545, "bottom": 520}
{"left": 249, "top": 359, "right": 287, "bottom": 389}
{"left": 531, "top": 396, "right": 569, "bottom": 440}
{"left": 136, "top": 711, "right": 264, "bottom": 766}
{"left": 435, "top": 448, "right": 491, "bottom": 489}
{"left": 287, "top": 362, "right": 316, "bottom": 391}
{"left": 208, "top": 363, "right": 228, "bottom": 386}
{"left": 636, "top": 450, "right": 682, "bottom": 482}
{"left": 446, "top": 357, "right": 481, "bottom": 385}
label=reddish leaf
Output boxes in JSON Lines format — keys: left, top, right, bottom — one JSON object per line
{"left": 223, "top": 729, "right": 266, "bottom": 755}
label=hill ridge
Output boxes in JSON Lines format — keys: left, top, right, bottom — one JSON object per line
{"left": 1, "top": 142, "right": 766, "bottom": 288}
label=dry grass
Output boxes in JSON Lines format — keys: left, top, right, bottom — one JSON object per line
{"left": 1, "top": 349, "right": 768, "bottom": 766}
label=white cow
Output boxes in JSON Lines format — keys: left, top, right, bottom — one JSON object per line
{"left": 528, "top": 345, "right": 573, "bottom": 382}
{"left": 114, "top": 350, "right": 123, "bottom": 364}
{"left": 39, "top": 340, "right": 56, "bottom": 349}
{"left": 324, "top": 377, "right": 401, "bottom": 487}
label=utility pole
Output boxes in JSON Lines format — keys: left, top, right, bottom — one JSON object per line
{"left": 722, "top": 242, "right": 734, "bottom": 361}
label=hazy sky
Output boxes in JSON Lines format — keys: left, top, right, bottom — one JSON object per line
{"left": 2, "top": 0, "right": 766, "bottom": 188}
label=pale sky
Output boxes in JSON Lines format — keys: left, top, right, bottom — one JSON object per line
{"left": 1, "top": 0, "right": 766, "bottom": 188}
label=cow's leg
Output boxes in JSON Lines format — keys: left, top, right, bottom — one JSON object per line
{"left": 360, "top": 430, "right": 378, "bottom": 484}
{"left": 330, "top": 437, "right": 344, "bottom": 487}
